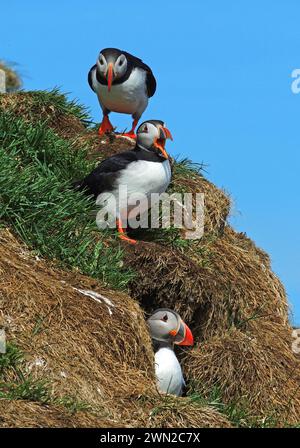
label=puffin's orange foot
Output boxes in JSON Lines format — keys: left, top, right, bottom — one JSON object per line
{"left": 116, "top": 132, "right": 137, "bottom": 140}
{"left": 98, "top": 116, "right": 114, "bottom": 135}
{"left": 116, "top": 218, "right": 137, "bottom": 244}
{"left": 118, "top": 233, "right": 137, "bottom": 244}
{"left": 116, "top": 119, "right": 138, "bottom": 140}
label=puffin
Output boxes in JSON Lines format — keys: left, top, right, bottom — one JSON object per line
{"left": 147, "top": 309, "right": 194, "bottom": 397}
{"left": 88, "top": 48, "right": 156, "bottom": 138}
{"left": 74, "top": 120, "right": 173, "bottom": 244}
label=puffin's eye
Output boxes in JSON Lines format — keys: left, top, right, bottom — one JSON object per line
{"left": 99, "top": 58, "right": 104, "bottom": 65}
{"left": 119, "top": 59, "right": 123, "bottom": 66}
{"left": 162, "top": 314, "right": 168, "bottom": 322}
{"left": 143, "top": 125, "right": 148, "bottom": 133}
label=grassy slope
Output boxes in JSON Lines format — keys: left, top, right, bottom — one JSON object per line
{"left": 0, "top": 98, "right": 134, "bottom": 290}
{"left": 0, "top": 90, "right": 298, "bottom": 428}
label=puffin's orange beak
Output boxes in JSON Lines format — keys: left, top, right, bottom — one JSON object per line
{"left": 153, "top": 139, "right": 168, "bottom": 159}
{"left": 177, "top": 323, "right": 194, "bottom": 346}
{"left": 162, "top": 126, "right": 173, "bottom": 141}
{"left": 153, "top": 126, "right": 173, "bottom": 160}
{"left": 107, "top": 63, "right": 114, "bottom": 92}
{"left": 172, "top": 320, "right": 194, "bottom": 346}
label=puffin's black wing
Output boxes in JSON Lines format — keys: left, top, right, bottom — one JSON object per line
{"left": 123, "top": 52, "right": 157, "bottom": 98}
{"left": 145, "top": 70, "right": 157, "bottom": 98}
{"left": 88, "top": 64, "right": 97, "bottom": 92}
{"left": 74, "top": 150, "right": 139, "bottom": 198}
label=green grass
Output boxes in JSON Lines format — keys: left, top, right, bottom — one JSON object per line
{"left": 0, "top": 343, "right": 23, "bottom": 375}
{"left": 0, "top": 343, "right": 51, "bottom": 403}
{"left": 31, "top": 88, "right": 91, "bottom": 123}
{"left": 54, "top": 396, "right": 92, "bottom": 414}
{"left": 171, "top": 157, "right": 206, "bottom": 182}
{"left": 0, "top": 378, "right": 51, "bottom": 403}
{"left": 0, "top": 342, "right": 94, "bottom": 413}
{"left": 187, "top": 383, "right": 300, "bottom": 428}
{"left": 4, "top": 87, "right": 91, "bottom": 125}
{"left": 0, "top": 102, "right": 134, "bottom": 290}
{"left": 0, "top": 91, "right": 209, "bottom": 266}
{"left": 188, "top": 386, "right": 254, "bottom": 427}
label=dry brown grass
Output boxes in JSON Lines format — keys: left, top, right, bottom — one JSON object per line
{"left": 0, "top": 228, "right": 230, "bottom": 428}
{"left": 124, "top": 227, "right": 300, "bottom": 424}
{"left": 0, "top": 399, "right": 115, "bottom": 428}
{"left": 124, "top": 226, "right": 285, "bottom": 326}
{"left": 186, "top": 324, "right": 300, "bottom": 425}
{"left": 171, "top": 167, "right": 230, "bottom": 237}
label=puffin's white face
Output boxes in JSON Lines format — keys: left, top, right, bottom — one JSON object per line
{"left": 137, "top": 122, "right": 159, "bottom": 149}
{"left": 148, "top": 309, "right": 179, "bottom": 343}
{"left": 114, "top": 54, "right": 128, "bottom": 78}
{"left": 97, "top": 52, "right": 128, "bottom": 91}
{"left": 147, "top": 308, "right": 194, "bottom": 346}
{"left": 136, "top": 121, "right": 173, "bottom": 159}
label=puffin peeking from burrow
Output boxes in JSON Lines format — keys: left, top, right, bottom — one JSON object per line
{"left": 88, "top": 48, "right": 156, "bottom": 138}
{"left": 74, "top": 120, "right": 173, "bottom": 244}
{"left": 148, "top": 309, "right": 194, "bottom": 397}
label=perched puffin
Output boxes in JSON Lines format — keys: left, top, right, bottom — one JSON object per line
{"left": 74, "top": 120, "right": 173, "bottom": 244}
{"left": 88, "top": 48, "right": 156, "bottom": 138}
{"left": 147, "top": 309, "right": 194, "bottom": 397}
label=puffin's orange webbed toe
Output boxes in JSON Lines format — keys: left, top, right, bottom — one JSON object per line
{"left": 119, "top": 234, "right": 137, "bottom": 244}
{"left": 116, "top": 219, "right": 137, "bottom": 244}
{"left": 98, "top": 116, "right": 114, "bottom": 135}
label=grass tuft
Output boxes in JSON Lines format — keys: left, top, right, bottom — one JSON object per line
{"left": 0, "top": 106, "right": 134, "bottom": 289}
{"left": 26, "top": 87, "right": 91, "bottom": 125}
{"left": 0, "top": 343, "right": 94, "bottom": 412}
{"left": 0, "top": 343, "right": 51, "bottom": 403}
{"left": 172, "top": 157, "right": 206, "bottom": 179}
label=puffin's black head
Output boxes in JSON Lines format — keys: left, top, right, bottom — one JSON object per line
{"left": 136, "top": 120, "right": 173, "bottom": 159}
{"left": 97, "top": 48, "right": 128, "bottom": 91}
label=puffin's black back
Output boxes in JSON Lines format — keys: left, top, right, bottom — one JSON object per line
{"left": 74, "top": 146, "right": 164, "bottom": 198}
{"left": 121, "top": 49, "right": 156, "bottom": 97}
{"left": 74, "top": 150, "right": 138, "bottom": 198}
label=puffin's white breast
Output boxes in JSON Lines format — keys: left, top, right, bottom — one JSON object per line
{"left": 154, "top": 347, "right": 185, "bottom": 396}
{"left": 118, "top": 158, "right": 171, "bottom": 197}
{"left": 95, "top": 68, "right": 148, "bottom": 116}
{"left": 96, "top": 159, "right": 171, "bottom": 220}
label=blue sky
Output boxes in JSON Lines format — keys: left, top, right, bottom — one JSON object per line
{"left": 1, "top": 0, "right": 299, "bottom": 324}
